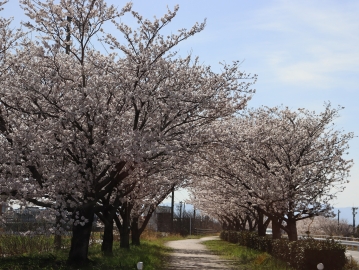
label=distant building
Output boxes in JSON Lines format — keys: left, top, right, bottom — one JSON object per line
{"left": 147, "top": 206, "right": 172, "bottom": 232}
{"left": 0, "top": 201, "right": 8, "bottom": 215}
{"left": 0, "top": 195, "right": 9, "bottom": 215}
{"left": 14, "top": 207, "right": 41, "bottom": 222}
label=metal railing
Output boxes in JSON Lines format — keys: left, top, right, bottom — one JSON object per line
{"left": 300, "top": 234, "right": 359, "bottom": 242}
{"left": 297, "top": 234, "right": 359, "bottom": 251}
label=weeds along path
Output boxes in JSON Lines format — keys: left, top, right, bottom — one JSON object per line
{"left": 164, "top": 236, "right": 237, "bottom": 269}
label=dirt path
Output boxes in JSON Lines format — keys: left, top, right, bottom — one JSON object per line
{"left": 347, "top": 250, "right": 359, "bottom": 263}
{"left": 164, "top": 236, "right": 237, "bottom": 269}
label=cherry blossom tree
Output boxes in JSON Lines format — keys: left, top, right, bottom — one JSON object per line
{"left": 0, "top": 0, "right": 255, "bottom": 265}
{"left": 189, "top": 188, "right": 259, "bottom": 232}
{"left": 97, "top": 152, "right": 198, "bottom": 254}
{"left": 0, "top": 0, "right": 24, "bottom": 139}
{"left": 188, "top": 154, "right": 266, "bottom": 234}
{"left": 128, "top": 158, "right": 194, "bottom": 246}
{"left": 295, "top": 216, "right": 350, "bottom": 236}
{"left": 191, "top": 104, "right": 353, "bottom": 241}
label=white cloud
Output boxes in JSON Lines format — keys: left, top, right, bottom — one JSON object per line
{"left": 240, "top": 0, "right": 359, "bottom": 89}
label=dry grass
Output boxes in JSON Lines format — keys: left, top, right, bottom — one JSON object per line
{"left": 344, "top": 257, "right": 359, "bottom": 270}
{"left": 0, "top": 234, "right": 60, "bottom": 256}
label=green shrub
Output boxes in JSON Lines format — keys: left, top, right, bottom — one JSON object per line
{"left": 256, "top": 236, "right": 273, "bottom": 253}
{"left": 221, "top": 231, "right": 346, "bottom": 270}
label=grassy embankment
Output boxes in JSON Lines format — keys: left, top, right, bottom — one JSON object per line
{"left": 203, "top": 239, "right": 359, "bottom": 270}
{"left": 0, "top": 231, "right": 196, "bottom": 270}
{"left": 203, "top": 239, "right": 292, "bottom": 270}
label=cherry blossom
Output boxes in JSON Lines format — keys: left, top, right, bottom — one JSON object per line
{"left": 0, "top": 0, "right": 256, "bottom": 264}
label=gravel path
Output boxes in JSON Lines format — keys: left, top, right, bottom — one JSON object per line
{"left": 347, "top": 250, "right": 359, "bottom": 263}
{"left": 164, "top": 236, "right": 237, "bottom": 269}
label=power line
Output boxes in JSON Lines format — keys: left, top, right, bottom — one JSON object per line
{"left": 95, "top": 33, "right": 109, "bottom": 55}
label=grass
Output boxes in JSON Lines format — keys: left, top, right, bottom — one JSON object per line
{"left": 203, "top": 239, "right": 359, "bottom": 270}
{"left": 0, "top": 241, "right": 169, "bottom": 270}
{"left": 0, "top": 231, "right": 204, "bottom": 269}
{"left": 0, "top": 234, "right": 56, "bottom": 256}
{"left": 2, "top": 232, "right": 358, "bottom": 269}
{"left": 203, "top": 239, "right": 293, "bottom": 270}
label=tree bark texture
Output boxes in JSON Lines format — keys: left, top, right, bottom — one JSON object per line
{"left": 286, "top": 218, "right": 298, "bottom": 241}
{"left": 257, "top": 210, "right": 269, "bottom": 236}
{"left": 119, "top": 203, "right": 131, "bottom": 248}
{"left": 54, "top": 215, "right": 62, "bottom": 250}
{"left": 131, "top": 216, "right": 140, "bottom": 246}
{"left": 101, "top": 212, "right": 114, "bottom": 256}
{"left": 67, "top": 206, "right": 94, "bottom": 266}
{"left": 272, "top": 217, "right": 282, "bottom": 239}
{"left": 54, "top": 234, "right": 62, "bottom": 251}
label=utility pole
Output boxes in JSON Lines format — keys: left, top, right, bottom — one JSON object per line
{"left": 171, "top": 187, "right": 174, "bottom": 233}
{"left": 352, "top": 207, "right": 358, "bottom": 236}
{"left": 193, "top": 207, "right": 196, "bottom": 235}
{"left": 179, "top": 201, "right": 183, "bottom": 220}
{"left": 179, "top": 201, "right": 183, "bottom": 232}
{"left": 338, "top": 209, "right": 340, "bottom": 227}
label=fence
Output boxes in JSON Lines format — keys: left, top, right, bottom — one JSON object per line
{"left": 297, "top": 234, "right": 359, "bottom": 251}
{"left": 193, "top": 228, "right": 219, "bottom": 235}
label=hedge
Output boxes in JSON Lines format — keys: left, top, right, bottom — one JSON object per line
{"left": 220, "top": 231, "right": 346, "bottom": 270}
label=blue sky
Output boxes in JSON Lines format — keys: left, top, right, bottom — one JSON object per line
{"left": 3, "top": 0, "right": 359, "bottom": 207}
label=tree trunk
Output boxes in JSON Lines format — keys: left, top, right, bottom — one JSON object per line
{"left": 133, "top": 205, "right": 162, "bottom": 244}
{"left": 101, "top": 213, "right": 114, "bottom": 256}
{"left": 246, "top": 216, "right": 252, "bottom": 231}
{"left": 131, "top": 217, "right": 140, "bottom": 246}
{"left": 272, "top": 217, "right": 282, "bottom": 239}
{"left": 257, "top": 211, "right": 267, "bottom": 236}
{"left": 286, "top": 218, "right": 298, "bottom": 241}
{"left": 120, "top": 226, "right": 130, "bottom": 248}
{"left": 54, "top": 215, "right": 62, "bottom": 250}
{"left": 67, "top": 206, "right": 94, "bottom": 266}
{"left": 54, "top": 234, "right": 62, "bottom": 250}
{"left": 120, "top": 203, "right": 130, "bottom": 249}
{"left": 97, "top": 194, "right": 123, "bottom": 256}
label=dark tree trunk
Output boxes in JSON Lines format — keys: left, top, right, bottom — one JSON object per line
{"left": 131, "top": 206, "right": 157, "bottom": 245}
{"left": 235, "top": 219, "right": 241, "bottom": 231}
{"left": 54, "top": 234, "right": 62, "bottom": 250}
{"left": 97, "top": 194, "right": 123, "bottom": 256}
{"left": 120, "top": 226, "right": 130, "bottom": 248}
{"left": 131, "top": 216, "right": 140, "bottom": 246}
{"left": 120, "top": 203, "right": 131, "bottom": 249}
{"left": 252, "top": 218, "right": 258, "bottom": 231}
{"left": 67, "top": 206, "right": 94, "bottom": 267}
{"left": 222, "top": 222, "right": 228, "bottom": 230}
{"left": 101, "top": 212, "right": 114, "bottom": 256}
{"left": 257, "top": 211, "right": 267, "bottom": 236}
{"left": 54, "top": 215, "right": 62, "bottom": 250}
{"left": 286, "top": 218, "right": 298, "bottom": 241}
{"left": 272, "top": 217, "right": 282, "bottom": 239}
